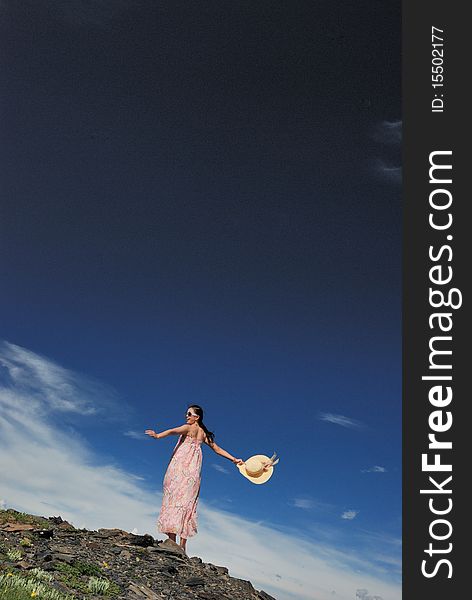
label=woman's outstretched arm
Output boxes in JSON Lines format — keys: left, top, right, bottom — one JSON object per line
{"left": 145, "top": 424, "right": 190, "bottom": 439}
{"left": 205, "top": 437, "right": 244, "bottom": 465}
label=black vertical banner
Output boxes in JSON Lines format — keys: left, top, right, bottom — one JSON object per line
{"left": 403, "top": 1, "right": 468, "bottom": 599}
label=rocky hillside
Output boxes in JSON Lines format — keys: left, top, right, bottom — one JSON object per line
{"left": 0, "top": 509, "right": 276, "bottom": 600}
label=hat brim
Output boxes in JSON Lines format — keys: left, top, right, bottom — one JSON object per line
{"left": 237, "top": 455, "right": 274, "bottom": 485}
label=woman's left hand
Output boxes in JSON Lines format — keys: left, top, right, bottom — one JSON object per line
{"left": 145, "top": 429, "right": 157, "bottom": 438}
{"left": 233, "top": 458, "right": 244, "bottom": 465}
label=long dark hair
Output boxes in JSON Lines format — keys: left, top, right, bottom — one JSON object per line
{"left": 188, "top": 404, "right": 215, "bottom": 445}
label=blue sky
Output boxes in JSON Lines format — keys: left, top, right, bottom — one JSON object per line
{"left": 1, "top": 2, "right": 401, "bottom": 599}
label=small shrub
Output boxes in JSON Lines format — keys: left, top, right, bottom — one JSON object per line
{"left": 74, "top": 562, "right": 101, "bottom": 577}
{"left": 6, "top": 550, "right": 22, "bottom": 562}
{"left": 19, "top": 539, "right": 32, "bottom": 548}
{"left": 87, "top": 578, "right": 109, "bottom": 595}
{"left": 29, "top": 569, "right": 53, "bottom": 583}
{"left": 53, "top": 564, "right": 88, "bottom": 594}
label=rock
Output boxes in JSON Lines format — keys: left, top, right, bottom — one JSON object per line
{"left": 0, "top": 523, "right": 35, "bottom": 532}
{"left": 156, "top": 538, "right": 186, "bottom": 556}
{"left": 58, "top": 521, "right": 76, "bottom": 531}
{"left": 155, "top": 570, "right": 172, "bottom": 580}
{"left": 50, "top": 545, "right": 76, "bottom": 554}
{"left": 35, "top": 550, "right": 53, "bottom": 562}
{"left": 128, "top": 534, "right": 155, "bottom": 548}
{"left": 39, "top": 562, "right": 57, "bottom": 571}
{"left": 53, "top": 581, "right": 75, "bottom": 595}
{"left": 47, "top": 517, "right": 75, "bottom": 530}
{"left": 258, "top": 591, "right": 278, "bottom": 600}
{"left": 86, "top": 541, "right": 101, "bottom": 550}
{"left": 232, "top": 577, "right": 257, "bottom": 594}
{"left": 165, "top": 565, "right": 178, "bottom": 575}
{"left": 196, "top": 593, "right": 232, "bottom": 600}
{"left": 0, "top": 510, "right": 278, "bottom": 599}
{"left": 128, "top": 582, "right": 162, "bottom": 600}
{"left": 34, "top": 529, "right": 54, "bottom": 539}
{"left": 51, "top": 553, "right": 76, "bottom": 564}
{"left": 97, "top": 528, "right": 128, "bottom": 538}
{"left": 145, "top": 546, "right": 163, "bottom": 554}
{"left": 204, "top": 563, "right": 227, "bottom": 575}
{"left": 184, "top": 576, "right": 205, "bottom": 587}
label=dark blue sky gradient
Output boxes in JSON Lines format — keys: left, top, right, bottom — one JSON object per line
{"left": 1, "top": 0, "right": 401, "bottom": 571}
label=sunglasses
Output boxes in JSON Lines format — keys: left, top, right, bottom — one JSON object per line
{"left": 186, "top": 411, "right": 198, "bottom": 417}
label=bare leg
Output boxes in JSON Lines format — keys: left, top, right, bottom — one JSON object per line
{"left": 166, "top": 533, "right": 176, "bottom": 543}
{"left": 179, "top": 537, "right": 187, "bottom": 553}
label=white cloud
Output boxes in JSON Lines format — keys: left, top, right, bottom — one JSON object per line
{"left": 0, "top": 341, "right": 154, "bottom": 532}
{"left": 292, "top": 498, "right": 314, "bottom": 509}
{"left": 356, "top": 530, "right": 402, "bottom": 568}
{"left": 374, "top": 161, "right": 402, "bottom": 184}
{"left": 195, "top": 509, "right": 398, "bottom": 600}
{"left": 124, "top": 430, "right": 146, "bottom": 440}
{"left": 211, "top": 463, "right": 230, "bottom": 474}
{"left": 319, "top": 413, "right": 364, "bottom": 430}
{"left": 0, "top": 341, "right": 400, "bottom": 600}
{"left": 0, "top": 499, "right": 6, "bottom": 510}
{"left": 290, "top": 498, "right": 335, "bottom": 514}
{"left": 374, "top": 120, "right": 402, "bottom": 145}
{"left": 341, "top": 510, "right": 359, "bottom": 521}
{"left": 370, "top": 120, "right": 402, "bottom": 185}
{"left": 0, "top": 341, "right": 121, "bottom": 418}
{"left": 371, "top": 120, "right": 402, "bottom": 185}
{"left": 361, "top": 466, "right": 387, "bottom": 473}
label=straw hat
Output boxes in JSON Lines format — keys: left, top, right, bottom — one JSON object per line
{"left": 237, "top": 452, "right": 279, "bottom": 484}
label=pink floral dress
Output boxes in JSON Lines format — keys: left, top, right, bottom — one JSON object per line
{"left": 157, "top": 434, "right": 203, "bottom": 538}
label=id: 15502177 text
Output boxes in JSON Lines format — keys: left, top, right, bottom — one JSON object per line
{"left": 432, "top": 26, "right": 445, "bottom": 113}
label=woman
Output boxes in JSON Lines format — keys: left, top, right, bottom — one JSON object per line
{"left": 145, "top": 405, "right": 244, "bottom": 553}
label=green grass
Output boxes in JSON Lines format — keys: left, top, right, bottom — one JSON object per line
{"left": 53, "top": 563, "right": 119, "bottom": 597}
{"left": 0, "top": 585, "right": 33, "bottom": 600}
{"left": 0, "top": 573, "right": 72, "bottom": 600}
{"left": 87, "top": 578, "right": 110, "bottom": 595}
{"left": 53, "top": 564, "right": 91, "bottom": 595}
{"left": 53, "top": 561, "right": 101, "bottom": 579}
{"left": 73, "top": 562, "right": 102, "bottom": 578}
{"left": 0, "top": 510, "right": 50, "bottom": 530}
{"left": 29, "top": 570, "right": 53, "bottom": 584}
{"left": 5, "top": 551, "right": 21, "bottom": 563}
